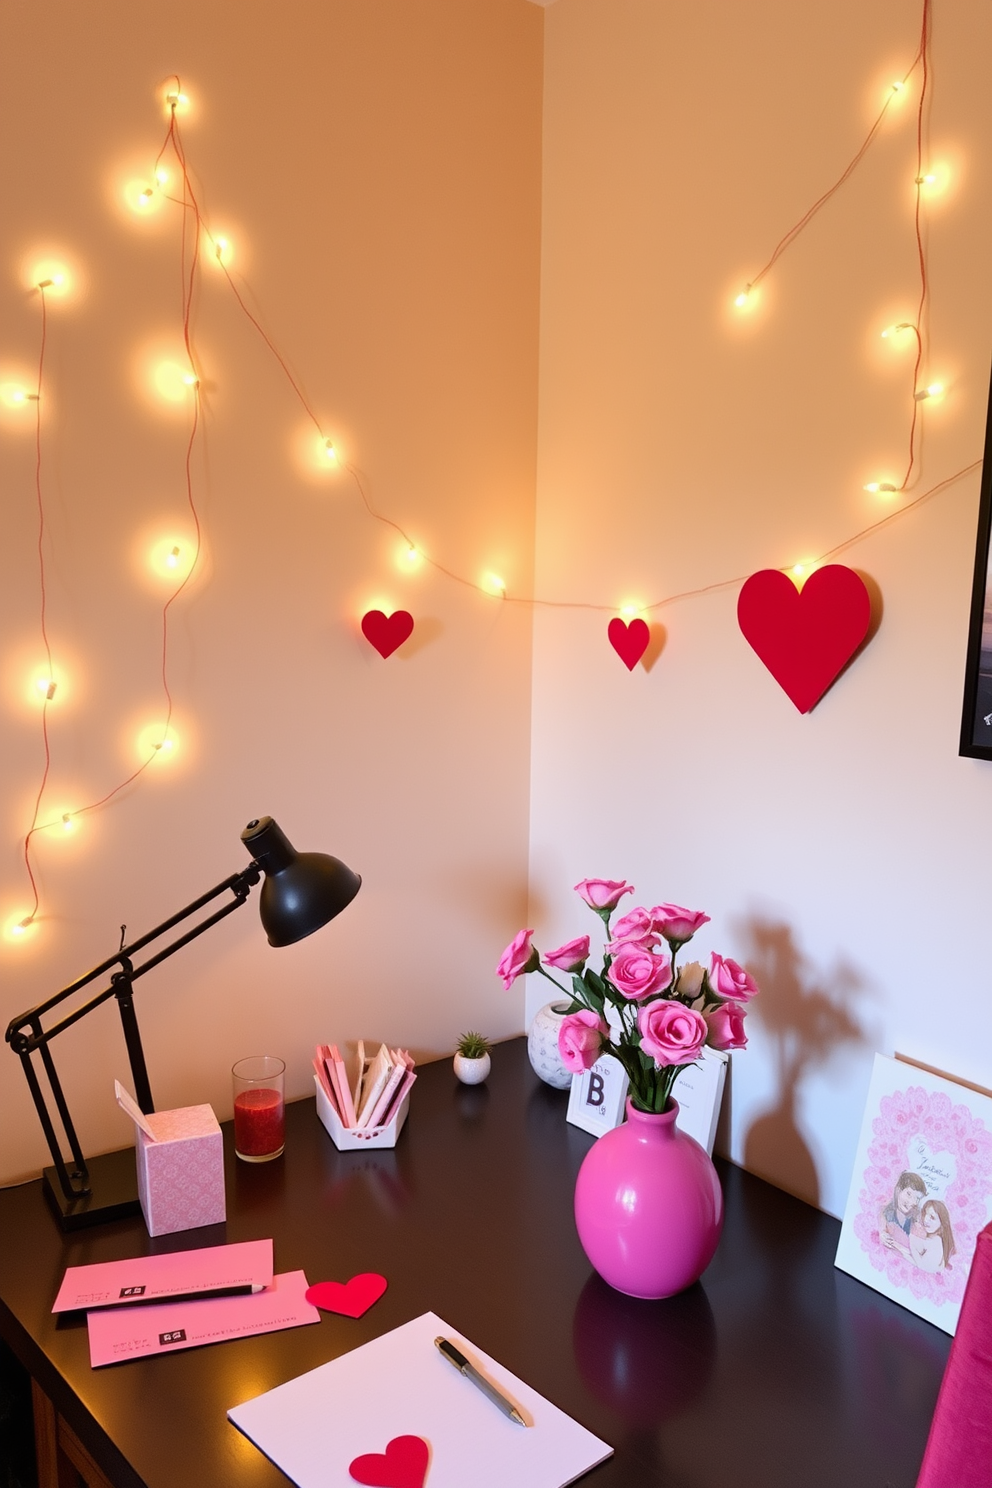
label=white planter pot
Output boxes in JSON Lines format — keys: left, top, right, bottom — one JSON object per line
{"left": 527, "top": 1001, "right": 573, "bottom": 1089}
{"left": 453, "top": 1052, "right": 491, "bottom": 1085}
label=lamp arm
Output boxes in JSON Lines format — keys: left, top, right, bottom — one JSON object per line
{"left": 5, "top": 861, "right": 261, "bottom": 1199}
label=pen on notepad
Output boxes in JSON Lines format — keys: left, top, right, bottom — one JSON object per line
{"left": 434, "top": 1336, "right": 528, "bottom": 1426}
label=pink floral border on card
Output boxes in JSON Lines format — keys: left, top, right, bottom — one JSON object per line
{"left": 852, "top": 1084, "right": 992, "bottom": 1308}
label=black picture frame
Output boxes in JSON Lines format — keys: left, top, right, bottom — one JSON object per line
{"left": 959, "top": 362, "right": 992, "bottom": 760}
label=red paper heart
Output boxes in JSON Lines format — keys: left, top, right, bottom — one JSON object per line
{"left": 305, "top": 1272, "right": 387, "bottom": 1318}
{"left": 349, "top": 1435, "right": 429, "bottom": 1488}
{"left": 737, "top": 565, "right": 871, "bottom": 713}
{"left": 362, "top": 610, "right": 414, "bottom": 659}
{"left": 608, "top": 617, "right": 650, "bottom": 670}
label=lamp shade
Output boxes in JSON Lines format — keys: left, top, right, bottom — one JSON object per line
{"left": 241, "top": 817, "right": 362, "bottom": 947}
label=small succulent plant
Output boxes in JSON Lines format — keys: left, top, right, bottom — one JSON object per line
{"left": 456, "top": 1031, "right": 492, "bottom": 1060}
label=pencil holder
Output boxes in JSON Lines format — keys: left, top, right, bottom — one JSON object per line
{"left": 314, "top": 1076, "right": 411, "bottom": 1151}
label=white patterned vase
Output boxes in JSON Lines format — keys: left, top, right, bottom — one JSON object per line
{"left": 527, "top": 1001, "right": 573, "bottom": 1090}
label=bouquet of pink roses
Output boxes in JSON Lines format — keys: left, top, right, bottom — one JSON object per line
{"left": 497, "top": 877, "right": 758, "bottom": 1115}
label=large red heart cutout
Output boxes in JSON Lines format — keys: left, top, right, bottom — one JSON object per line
{"left": 737, "top": 565, "right": 871, "bottom": 713}
{"left": 349, "top": 1435, "right": 429, "bottom": 1488}
{"left": 608, "top": 617, "right": 650, "bottom": 671}
{"left": 362, "top": 610, "right": 414, "bottom": 659}
{"left": 305, "top": 1273, "right": 387, "bottom": 1318}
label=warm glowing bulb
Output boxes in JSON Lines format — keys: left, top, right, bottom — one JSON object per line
{"left": 324, "top": 439, "right": 337, "bottom": 461}
{"left": 7, "top": 914, "right": 35, "bottom": 940}
{"left": 405, "top": 545, "right": 420, "bottom": 564}
{"left": 213, "top": 236, "right": 230, "bottom": 262}
{"left": 139, "top": 186, "right": 154, "bottom": 202}
{"left": 62, "top": 813, "right": 73, "bottom": 831}
{"left": 166, "top": 90, "right": 190, "bottom": 111}
{"left": 891, "top": 80, "right": 905, "bottom": 93}
{"left": 166, "top": 545, "right": 181, "bottom": 567}
{"left": 881, "top": 322, "right": 914, "bottom": 339}
{"left": 182, "top": 372, "right": 199, "bottom": 387}
{"left": 734, "top": 286, "right": 751, "bottom": 308}
{"left": 915, "top": 173, "right": 937, "bottom": 186}
{"left": 155, "top": 167, "right": 169, "bottom": 185}
{"left": 864, "top": 481, "right": 898, "bottom": 494}
{"left": 28, "top": 260, "right": 72, "bottom": 299}
{"left": 485, "top": 573, "right": 507, "bottom": 596}
{"left": 792, "top": 565, "right": 805, "bottom": 577}
{"left": 36, "top": 677, "right": 56, "bottom": 700}
{"left": 0, "top": 385, "right": 33, "bottom": 408}
{"left": 620, "top": 605, "right": 640, "bottom": 620}
{"left": 914, "top": 382, "right": 944, "bottom": 401}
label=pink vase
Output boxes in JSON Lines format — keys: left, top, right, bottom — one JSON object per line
{"left": 574, "top": 1098, "right": 724, "bottom": 1299}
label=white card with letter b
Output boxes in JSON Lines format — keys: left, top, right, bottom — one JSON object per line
{"left": 567, "top": 1055, "right": 628, "bottom": 1136}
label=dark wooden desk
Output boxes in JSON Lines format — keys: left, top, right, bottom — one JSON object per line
{"left": 0, "top": 1039, "right": 948, "bottom": 1488}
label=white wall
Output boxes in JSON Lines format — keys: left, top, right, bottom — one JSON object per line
{"left": 528, "top": 0, "right": 992, "bottom": 1215}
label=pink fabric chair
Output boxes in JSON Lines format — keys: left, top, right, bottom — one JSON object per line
{"left": 916, "top": 1220, "right": 992, "bottom": 1488}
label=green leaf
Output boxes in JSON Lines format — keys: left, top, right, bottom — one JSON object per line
{"left": 575, "top": 973, "right": 604, "bottom": 1015}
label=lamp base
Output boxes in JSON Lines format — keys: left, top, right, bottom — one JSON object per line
{"left": 43, "top": 1148, "right": 141, "bottom": 1231}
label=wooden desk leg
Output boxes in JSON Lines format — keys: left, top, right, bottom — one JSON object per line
{"left": 31, "top": 1378, "right": 115, "bottom": 1488}
{"left": 31, "top": 1379, "right": 74, "bottom": 1488}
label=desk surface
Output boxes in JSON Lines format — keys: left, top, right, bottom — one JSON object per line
{"left": 0, "top": 1039, "right": 948, "bottom": 1488}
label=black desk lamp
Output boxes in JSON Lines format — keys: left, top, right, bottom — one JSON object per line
{"left": 5, "top": 816, "right": 361, "bottom": 1230}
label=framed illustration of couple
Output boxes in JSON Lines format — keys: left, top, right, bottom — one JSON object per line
{"left": 835, "top": 1053, "right": 992, "bottom": 1334}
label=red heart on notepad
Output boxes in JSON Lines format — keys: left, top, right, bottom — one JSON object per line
{"left": 737, "top": 565, "right": 872, "bottom": 714}
{"left": 305, "top": 1272, "right": 387, "bottom": 1318}
{"left": 362, "top": 609, "right": 414, "bottom": 659}
{"left": 349, "top": 1435, "right": 429, "bottom": 1488}
{"left": 607, "top": 617, "right": 650, "bottom": 671}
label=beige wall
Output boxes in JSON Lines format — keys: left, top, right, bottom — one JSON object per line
{"left": 0, "top": 0, "right": 542, "bottom": 1182}
{"left": 530, "top": 0, "right": 992, "bottom": 1215}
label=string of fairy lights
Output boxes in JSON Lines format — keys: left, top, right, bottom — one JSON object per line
{"left": 3, "top": 0, "right": 981, "bottom": 940}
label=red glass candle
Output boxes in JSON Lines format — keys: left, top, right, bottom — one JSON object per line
{"left": 232, "top": 1056, "right": 286, "bottom": 1162}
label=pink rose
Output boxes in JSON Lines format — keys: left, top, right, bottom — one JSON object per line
{"left": 709, "top": 953, "right": 759, "bottom": 1002}
{"left": 705, "top": 1001, "right": 747, "bottom": 1051}
{"left": 651, "top": 904, "right": 710, "bottom": 945}
{"left": 558, "top": 1010, "right": 610, "bottom": 1073}
{"left": 543, "top": 935, "right": 591, "bottom": 972}
{"left": 606, "top": 907, "right": 660, "bottom": 949}
{"left": 574, "top": 878, "right": 634, "bottom": 911}
{"left": 606, "top": 943, "right": 673, "bottom": 1001}
{"left": 638, "top": 1001, "right": 708, "bottom": 1067}
{"left": 496, "top": 929, "right": 538, "bottom": 990}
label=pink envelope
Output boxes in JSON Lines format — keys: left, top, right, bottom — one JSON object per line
{"left": 53, "top": 1238, "right": 273, "bottom": 1313}
{"left": 87, "top": 1270, "right": 319, "bottom": 1367}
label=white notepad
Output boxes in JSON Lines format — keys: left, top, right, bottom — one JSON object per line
{"left": 228, "top": 1311, "right": 612, "bottom": 1488}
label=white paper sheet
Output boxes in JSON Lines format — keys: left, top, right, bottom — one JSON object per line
{"left": 228, "top": 1311, "right": 612, "bottom": 1488}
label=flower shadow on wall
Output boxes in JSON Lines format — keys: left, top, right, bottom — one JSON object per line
{"left": 733, "top": 918, "right": 874, "bottom": 1209}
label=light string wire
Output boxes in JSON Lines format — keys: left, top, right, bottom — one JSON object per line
{"left": 7, "top": 17, "right": 980, "bottom": 925}
{"left": 741, "top": 46, "right": 925, "bottom": 300}
{"left": 20, "top": 283, "right": 54, "bottom": 924}
{"left": 15, "top": 86, "right": 207, "bottom": 927}
{"left": 899, "top": 0, "right": 932, "bottom": 493}
{"left": 740, "top": 0, "right": 933, "bottom": 496}
{"left": 154, "top": 4, "right": 955, "bottom": 621}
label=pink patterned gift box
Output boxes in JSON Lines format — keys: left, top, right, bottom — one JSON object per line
{"left": 136, "top": 1104, "right": 226, "bottom": 1237}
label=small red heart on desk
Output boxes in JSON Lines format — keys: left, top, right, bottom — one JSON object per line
{"left": 737, "top": 564, "right": 872, "bottom": 713}
{"left": 305, "top": 1272, "right": 387, "bottom": 1318}
{"left": 362, "top": 609, "right": 414, "bottom": 658}
{"left": 349, "top": 1435, "right": 430, "bottom": 1488}
{"left": 608, "top": 617, "right": 650, "bottom": 670}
